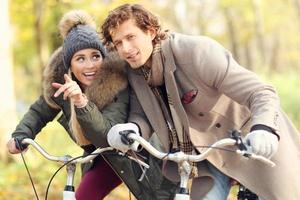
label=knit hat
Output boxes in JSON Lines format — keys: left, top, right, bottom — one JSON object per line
{"left": 59, "top": 10, "right": 106, "bottom": 71}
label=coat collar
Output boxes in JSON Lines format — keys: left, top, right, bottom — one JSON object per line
{"left": 42, "top": 47, "right": 128, "bottom": 110}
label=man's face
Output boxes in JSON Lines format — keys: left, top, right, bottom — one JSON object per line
{"left": 111, "top": 19, "right": 155, "bottom": 69}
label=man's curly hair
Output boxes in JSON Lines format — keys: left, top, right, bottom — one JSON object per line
{"left": 101, "top": 4, "right": 168, "bottom": 48}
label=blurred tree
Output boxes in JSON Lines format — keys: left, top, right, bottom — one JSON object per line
{"left": 33, "top": 0, "right": 45, "bottom": 81}
{"left": 222, "top": 5, "right": 241, "bottom": 62}
{"left": 251, "top": 0, "right": 266, "bottom": 66}
{"left": 10, "top": 0, "right": 41, "bottom": 103}
{"left": 0, "top": 0, "right": 17, "bottom": 161}
{"left": 294, "top": 0, "right": 300, "bottom": 30}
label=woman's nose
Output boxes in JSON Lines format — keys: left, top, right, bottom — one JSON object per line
{"left": 85, "top": 58, "right": 99, "bottom": 68}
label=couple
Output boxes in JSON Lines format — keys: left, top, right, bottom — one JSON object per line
{"left": 8, "top": 4, "right": 300, "bottom": 200}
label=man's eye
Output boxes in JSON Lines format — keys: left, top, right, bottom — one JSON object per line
{"left": 128, "top": 35, "right": 135, "bottom": 40}
{"left": 114, "top": 42, "right": 121, "bottom": 48}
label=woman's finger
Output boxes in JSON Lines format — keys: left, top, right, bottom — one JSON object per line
{"left": 63, "top": 85, "right": 79, "bottom": 100}
{"left": 52, "top": 82, "right": 63, "bottom": 89}
{"left": 64, "top": 74, "right": 72, "bottom": 83}
{"left": 53, "top": 82, "right": 73, "bottom": 97}
{"left": 68, "top": 89, "right": 82, "bottom": 99}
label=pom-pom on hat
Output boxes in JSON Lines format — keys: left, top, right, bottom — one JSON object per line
{"left": 59, "top": 10, "right": 106, "bottom": 71}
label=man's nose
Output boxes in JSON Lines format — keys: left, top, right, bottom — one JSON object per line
{"left": 122, "top": 40, "right": 132, "bottom": 53}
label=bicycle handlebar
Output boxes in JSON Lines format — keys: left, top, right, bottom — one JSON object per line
{"left": 127, "top": 133, "right": 276, "bottom": 167}
{"left": 22, "top": 138, "right": 114, "bottom": 164}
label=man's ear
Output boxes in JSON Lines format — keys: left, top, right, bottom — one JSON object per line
{"left": 148, "top": 27, "right": 157, "bottom": 40}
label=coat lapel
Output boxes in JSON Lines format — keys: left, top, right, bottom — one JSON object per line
{"left": 161, "top": 39, "right": 190, "bottom": 138}
{"left": 129, "top": 70, "right": 170, "bottom": 150}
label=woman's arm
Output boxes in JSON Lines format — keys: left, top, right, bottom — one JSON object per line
{"left": 8, "top": 95, "right": 60, "bottom": 153}
{"left": 12, "top": 95, "right": 60, "bottom": 139}
{"left": 75, "top": 87, "right": 129, "bottom": 147}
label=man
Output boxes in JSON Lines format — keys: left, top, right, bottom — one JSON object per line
{"left": 101, "top": 3, "right": 300, "bottom": 200}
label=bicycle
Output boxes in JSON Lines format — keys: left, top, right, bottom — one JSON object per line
{"left": 118, "top": 129, "right": 276, "bottom": 200}
{"left": 19, "top": 138, "right": 149, "bottom": 200}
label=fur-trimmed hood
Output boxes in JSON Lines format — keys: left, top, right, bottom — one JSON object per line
{"left": 42, "top": 47, "right": 128, "bottom": 110}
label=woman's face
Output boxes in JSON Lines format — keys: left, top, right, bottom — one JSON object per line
{"left": 70, "top": 48, "right": 103, "bottom": 88}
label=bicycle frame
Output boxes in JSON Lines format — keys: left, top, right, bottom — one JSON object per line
{"left": 124, "top": 133, "right": 276, "bottom": 200}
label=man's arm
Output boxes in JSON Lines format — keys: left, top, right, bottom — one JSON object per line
{"left": 192, "top": 37, "right": 280, "bottom": 134}
{"left": 128, "top": 86, "right": 153, "bottom": 141}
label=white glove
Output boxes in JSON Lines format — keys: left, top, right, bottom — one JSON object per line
{"left": 245, "top": 130, "right": 279, "bottom": 158}
{"left": 107, "top": 123, "right": 141, "bottom": 153}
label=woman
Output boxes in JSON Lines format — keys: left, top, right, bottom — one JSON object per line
{"left": 6, "top": 10, "right": 127, "bottom": 199}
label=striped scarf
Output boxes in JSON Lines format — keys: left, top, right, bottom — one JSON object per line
{"left": 140, "top": 43, "right": 195, "bottom": 156}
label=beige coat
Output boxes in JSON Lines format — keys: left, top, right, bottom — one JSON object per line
{"left": 128, "top": 33, "right": 300, "bottom": 200}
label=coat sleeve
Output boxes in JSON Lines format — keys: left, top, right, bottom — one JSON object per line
{"left": 187, "top": 36, "right": 281, "bottom": 134}
{"left": 12, "top": 95, "right": 60, "bottom": 139}
{"left": 128, "top": 85, "right": 153, "bottom": 141}
{"left": 75, "top": 87, "right": 129, "bottom": 148}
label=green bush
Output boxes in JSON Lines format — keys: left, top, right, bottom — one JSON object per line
{"left": 262, "top": 71, "right": 300, "bottom": 130}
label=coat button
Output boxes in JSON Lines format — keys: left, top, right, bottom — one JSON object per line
{"left": 198, "top": 112, "right": 204, "bottom": 117}
{"left": 215, "top": 123, "right": 221, "bottom": 128}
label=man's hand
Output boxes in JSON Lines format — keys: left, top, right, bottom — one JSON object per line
{"left": 52, "top": 74, "right": 88, "bottom": 108}
{"left": 107, "top": 123, "right": 140, "bottom": 152}
{"left": 245, "top": 130, "right": 279, "bottom": 158}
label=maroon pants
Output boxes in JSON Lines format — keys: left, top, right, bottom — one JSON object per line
{"left": 75, "top": 156, "right": 122, "bottom": 200}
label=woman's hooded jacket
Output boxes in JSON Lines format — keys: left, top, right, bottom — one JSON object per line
{"left": 12, "top": 47, "right": 177, "bottom": 200}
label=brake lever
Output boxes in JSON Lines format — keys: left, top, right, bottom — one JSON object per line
{"left": 117, "top": 151, "right": 150, "bottom": 169}
{"left": 119, "top": 130, "right": 135, "bottom": 145}
{"left": 14, "top": 137, "right": 29, "bottom": 151}
{"left": 230, "top": 129, "right": 247, "bottom": 151}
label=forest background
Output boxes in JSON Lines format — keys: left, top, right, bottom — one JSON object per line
{"left": 0, "top": 0, "right": 299, "bottom": 199}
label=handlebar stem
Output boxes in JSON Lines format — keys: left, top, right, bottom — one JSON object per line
{"left": 66, "top": 162, "right": 76, "bottom": 188}
{"left": 179, "top": 161, "right": 191, "bottom": 192}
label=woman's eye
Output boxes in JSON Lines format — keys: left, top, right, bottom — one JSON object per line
{"left": 77, "top": 57, "right": 85, "bottom": 62}
{"left": 92, "top": 54, "right": 101, "bottom": 61}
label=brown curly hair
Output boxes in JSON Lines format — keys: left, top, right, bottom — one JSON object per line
{"left": 101, "top": 4, "right": 168, "bottom": 48}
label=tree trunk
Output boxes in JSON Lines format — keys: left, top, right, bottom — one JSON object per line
{"left": 223, "top": 7, "right": 241, "bottom": 63}
{"left": 293, "top": 0, "right": 300, "bottom": 33}
{"left": 0, "top": 0, "right": 17, "bottom": 162}
{"left": 244, "top": 41, "right": 253, "bottom": 71}
{"left": 33, "top": 0, "right": 44, "bottom": 89}
{"left": 252, "top": 0, "right": 266, "bottom": 66}
{"left": 269, "top": 34, "right": 280, "bottom": 72}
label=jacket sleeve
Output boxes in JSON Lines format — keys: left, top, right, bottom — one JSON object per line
{"left": 12, "top": 95, "right": 60, "bottom": 139}
{"left": 75, "top": 87, "right": 129, "bottom": 148}
{"left": 186, "top": 36, "right": 281, "bottom": 134}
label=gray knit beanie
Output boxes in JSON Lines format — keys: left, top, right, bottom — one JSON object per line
{"left": 59, "top": 10, "right": 106, "bottom": 71}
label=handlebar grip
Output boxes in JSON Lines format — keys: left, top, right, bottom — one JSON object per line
{"left": 236, "top": 150, "right": 276, "bottom": 167}
{"left": 14, "top": 137, "right": 29, "bottom": 151}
